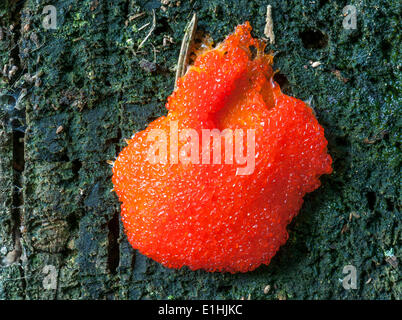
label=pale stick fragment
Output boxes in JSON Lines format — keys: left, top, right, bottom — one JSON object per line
{"left": 311, "top": 61, "right": 322, "bottom": 68}
{"left": 264, "top": 5, "right": 275, "bottom": 44}
{"left": 138, "top": 9, "right": 156, "bottom": 50}
{"left": 138, "top": 22, "right": 150, "bottom": 31}
{"left": 56, "top": 125, "right": 63, "bottom": 134}
{"left": 175, "top": 13, "right": 197, "bottom": 90}
{"left": 263, "top": 285, "right": 271, "bottom": 294}
{"left": 129, "top": 12, "right": 146, "bottom": 21}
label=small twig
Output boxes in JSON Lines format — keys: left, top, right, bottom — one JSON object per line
{"left": 129, "top": 12, "right": 146, "bottom": 21}
{"left": 264, "top": 5, "right": 275, "bottom": 44}
{"left": 175, "top": 13, "right": 197, "bottom": 90}
{"left": 150, "top": 43, "right": 158, "bottom": 63}
{"left": 138, "top": 22, "right": 150, "bottom": 31}
{"left": 138, "top": 9, "right": 156, "bottom": 50}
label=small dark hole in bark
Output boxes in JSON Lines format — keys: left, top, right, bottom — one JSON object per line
{"left": 273, "top": 73, "right": 290, "bottom": 92}
{"left": 71, "top": 159, "right": 82, "bottom": 177}
{"left": 366, "top": 192, "right": 376, "bottom": 211}
{"left": 299, "top": 29, "right": 328, "bottom": 49}
{"left": 335, "top": 136, "right": 349, "bottom": 147}
{"left": 386, "top": 198, "right": 394, "bottom": 212}
{"left": 67, "top": 212, "right": 79, "bottom": 231}
{"left": 60, "top": 154, "right": 69, "bottom": 162}
{"left": 214, "top": 4, "right": 223, "bottom": 18}
{"left": 217, "top": 285, "right": 231, "bottom": 293}
{"left": 154, "top": 16, "right": 171, "bottom": 35}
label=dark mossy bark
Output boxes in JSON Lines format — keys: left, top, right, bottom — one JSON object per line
{"left": 0, "top": 0, "right": 400, "bottom": 299}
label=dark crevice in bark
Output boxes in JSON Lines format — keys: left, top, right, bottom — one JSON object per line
{"left": 11, "top": 130, "right": 24, "bottom": 262}
{"left": 102, "top": 0, "right": 125, "bottom": 281}
{"left": 131, "top": 250, "right": 136, "bottom": 271}
{"left": 107, "top": 210, "right": 120, "bottom": 274}
{"left": 8, "top": 0, "right": 27, "bottom": 296}
{"left": 107, "top": 127, "right": 122, "bottom": 275}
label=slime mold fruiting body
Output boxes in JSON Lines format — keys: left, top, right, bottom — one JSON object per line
{"left": 112, "top": 22, "right": 332, "bottom": 273}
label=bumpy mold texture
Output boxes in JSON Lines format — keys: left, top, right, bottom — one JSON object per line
{"left": 112, "top": 22, "right": 332, "bottom": 273}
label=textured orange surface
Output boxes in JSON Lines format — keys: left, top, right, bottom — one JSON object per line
{"left": 112, "top": 22, "right": 332, "bottom": 273}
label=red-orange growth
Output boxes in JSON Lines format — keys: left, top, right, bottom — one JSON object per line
{"left": 112, "top": 22, "right": 332, "bottom": 273}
